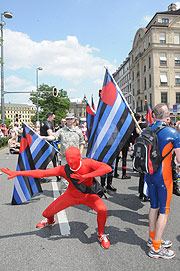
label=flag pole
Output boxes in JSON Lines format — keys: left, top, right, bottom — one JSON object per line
{"left": 23, "top": 122, "right": 61, "bottom": 154}
{"left": 104, "top": 66, "right": 142, "bottom": 133}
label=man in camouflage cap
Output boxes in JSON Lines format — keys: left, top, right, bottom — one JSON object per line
{"left": 54, "top": 112, "right": 85, "bottom": 190}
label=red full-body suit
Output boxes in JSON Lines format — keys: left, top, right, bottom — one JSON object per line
{"left": 1, "top": 147, "right": 112, "bottom": 237}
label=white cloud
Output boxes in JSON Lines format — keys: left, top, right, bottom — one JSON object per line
{"left": 4, "top": 29, "right": 115, "bottom": 85}
{"left": 4, "top": 75, "right": 35, "bottom": 104}
{"left": 5, "top": 75, "right": 32, "bottom": 89}
{"left": 67, "top": 88, "right": 78, "bottom": 93}
{"left": 175, "top": 2, "right": 180, "bottom": 9}
{"left": 93, "top": 78, "right": 102, "bottom": 86}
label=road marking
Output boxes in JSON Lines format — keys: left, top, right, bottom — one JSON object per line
{"left": 51, "top": 180, "right": 70, "bottom": 236}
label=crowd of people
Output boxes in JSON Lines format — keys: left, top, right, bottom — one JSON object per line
{"left": 1, "top": 104, "right": 180, "bottom": 258}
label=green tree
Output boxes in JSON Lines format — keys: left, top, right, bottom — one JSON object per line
{"left": 29, "top": 84, "right": 70, "bottom": 123}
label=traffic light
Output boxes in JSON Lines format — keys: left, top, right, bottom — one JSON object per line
{"left": 15, "top": 114, "right": 18, "bottom": 122}
{"left": 53, "top": 87, "right": 58, "bottom": 97}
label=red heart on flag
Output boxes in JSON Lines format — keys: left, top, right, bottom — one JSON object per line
{"left": 27, "top": 134, "right": 32, "bottom": 147}
{"left": 101, "top": 81, "right": 117, "bottom": 106}
{"left": 19, "top": 134, "right": 32, "bottom": 153}
{"left": 19, "top": 138, "right": 28, "bottom": 153}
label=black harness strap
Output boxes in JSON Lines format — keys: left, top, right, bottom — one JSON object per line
{"left": 64, "top": 164, "right": 106, "bottom": 198}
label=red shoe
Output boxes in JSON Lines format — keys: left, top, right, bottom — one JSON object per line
{"left": 36, "top": 218, "right": 56, "bottom": 228}
{"left": 98, "top": 234, "right": 110, "bottom": 249}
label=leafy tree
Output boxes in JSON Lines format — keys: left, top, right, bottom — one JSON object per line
{"left": 29, "top": 84, "right": 70, "bottom": 124}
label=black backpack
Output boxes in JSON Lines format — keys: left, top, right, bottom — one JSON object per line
{"left": 133, "top": 124, "right": 172, "bottom": 175}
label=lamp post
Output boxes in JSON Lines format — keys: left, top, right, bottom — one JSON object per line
{"left": 36, "top": 67, "right": 43, "bottom": 122}
{"left": 124, "top": 92, "right": 137, "bottom": 113}
{"left": 1, "top": 11, "right": 13, "bottom": 124}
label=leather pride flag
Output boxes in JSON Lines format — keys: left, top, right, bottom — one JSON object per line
{"left": 86, "top": 99, "right": 96, "bottom": 140}
{"left": 145, "top": 102, "right": 153, "bottom": 126}
{"left": 91, "top": 95, "right": 96, "bottom": 111}
{"left": 87, "top": 69, "right": 134, "bottom": 165}
{"left": 11, "top": 123, "right": 56, "bottom": 205}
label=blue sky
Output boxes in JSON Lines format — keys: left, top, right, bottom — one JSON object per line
{"left": 1, "top": 0, "right": 180, "bottom": 106}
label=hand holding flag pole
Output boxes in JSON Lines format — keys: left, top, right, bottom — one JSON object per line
{"left": 104, "top": 66, "right": 142, "bottom": 134}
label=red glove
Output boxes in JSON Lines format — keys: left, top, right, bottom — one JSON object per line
{"left": 70, "top": 173, "right": 87, "bottom": 184}
{"left": 0, "top": 168, "right": 19, "bottom": 179}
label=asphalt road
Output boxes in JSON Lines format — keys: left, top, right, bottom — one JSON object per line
{"left": 0, "top": 147, "right": 180, "bottom": 271}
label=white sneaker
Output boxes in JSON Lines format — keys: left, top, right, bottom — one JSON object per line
{"left": 148, "top": 246, "right": 175, "bottom": 259}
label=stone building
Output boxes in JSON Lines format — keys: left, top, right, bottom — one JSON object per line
{"left": 69, "top": 96, "right": 87, "bottom": 120}
{"left": 4, "top": 103, "right": 36, "bottom": 125}
{"left": 114, "top": 3, "right": 180, "bottom": 115}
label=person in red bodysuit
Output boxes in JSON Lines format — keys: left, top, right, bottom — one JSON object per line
{"left": 1, "top": 146, "right": 112, "bottom": 249}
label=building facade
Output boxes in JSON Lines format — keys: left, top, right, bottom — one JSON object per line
{"left": 69, "top": 96, "right": 87, "bottom": 120}
{"left": 113, "top": 57, "right": 135, "bottom": 111}
{"left": 3, "top": 103, "right": 36, "bottom": 125}
{"left": 114, "top": 3, "right": 180, "bottom": 115}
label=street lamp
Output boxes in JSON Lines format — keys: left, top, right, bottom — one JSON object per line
{"left": 124, "top": 92, "right": 137, "bottom": 113}
{"left": 36, "top": 67, "right": 43, "bottom": 122}
{"left": 1, "top": 11, "right": 13, "bottom": 123}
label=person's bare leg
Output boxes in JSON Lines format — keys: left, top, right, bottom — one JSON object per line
{"left": 149, "top": 208, "right": 159, "bottom": 232}
{"left": 154, "top": 214, "right": 168, "bottom": 241}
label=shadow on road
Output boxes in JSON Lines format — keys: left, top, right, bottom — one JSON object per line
{"left": 0, "top": 221, "right": 148, "bottom": 253}
{"left": 107, "top": 193, "right": 145, "bottom": 211}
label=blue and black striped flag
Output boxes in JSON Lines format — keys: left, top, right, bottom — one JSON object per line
{"left": 11, "top": 123, "right": 56, "bottom": 205}
{"left": 86, "top": 99, "right": 96, "bottom": 140}
{"left": 87, "top": 69, "right": 135, "bottom": 165}
{"left": 145, "top": 102, "right": 153, "bottom": 126}
{"left": 91, "top": 95, "right": 96, "bottom": 111}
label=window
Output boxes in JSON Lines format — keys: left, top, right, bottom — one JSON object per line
{"left": 137, "top": 63, "right": 140, "bottom": 77}
{"left": 159, "top": 32, "right": 166, "bottom": 44}
{"left": 176, "top": 93, "right": 180, "bottom": 104}
{"left": 143, "top": 41, "right": 146, "bottom": 51}
{"left": 160, "top": 72, "right": 168, "bottom": 86}
{"left": 144, "top": 77, "right": 146, "bottom": 90}
{"left": 160, "top": 53, "right": 167, "bottom": 66}
{"left": 149, "top": 74, "right": 151, "bottom": 88}
{"left": 162, "top": 18, "right": 169, "bottom": 23}
{"left": 161, "top": 92, "right": 167, "bottom": 103}
{"left": 149, "top": 56, "right": 151, "bottom": 69}
{"left": 150, "top": 94, "right": 152, "bottom": 108}
{"left": 174, "top": 33, "right": 180, "bottom": 44}
{"left": 175, "top": 54, "right": 180, "bottom": 66}
{"left": 175, "top": 73, "right": 180, "bottom": 85}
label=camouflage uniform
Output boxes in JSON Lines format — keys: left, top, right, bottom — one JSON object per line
{"left": 55, "top": 126, "right": 85, "bottom": 190}
{"left": 55, "top": 126, "right": 85, "bottom": 157}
